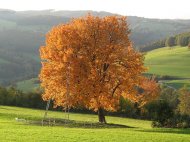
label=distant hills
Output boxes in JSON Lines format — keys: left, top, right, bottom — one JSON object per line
{"left": 1, "top": 9, "right": 190, "bottom": 46}
{"left": 1, "top": 9, "right": 190, "bottom": 85}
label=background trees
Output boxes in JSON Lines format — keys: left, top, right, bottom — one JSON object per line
{"left": 144, "top": 85, "right": 190, "bottom": 128}
{"left": 0, "top": 86, "right": 45, "bottom": 108}
{"left": 141, "top": 32, "right": 190, "bottom": 51}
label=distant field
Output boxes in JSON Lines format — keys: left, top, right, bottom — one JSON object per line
{"left": 145, "top": 46, "right": 190, "bottom": 78}
{"left": 145, "top": 46, "right": 190, "bottom": 89}
{"left": 16, "top": 78, "right": 39, "bottom": 92}
{"left": 164, "top": 79, "right": 190, "bottom": 90}
{"left": 0, "top": 105, "right": 190, "bottom": 142}
{"left": 0, "top": 19, "right": 16, "bottom": 29}
{"left": 0, "top": 58, "right": 11, "bottom": 64}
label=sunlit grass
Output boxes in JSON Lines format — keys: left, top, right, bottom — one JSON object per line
{"left": 145, "top": 46, "right": 190, "bottom": 78}
{"left": 0, "top": 106, "right": 190, "bottom": 142}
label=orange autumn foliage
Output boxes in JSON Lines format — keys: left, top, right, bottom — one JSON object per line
{"left": 39, "top": 15, "right": 159, "bottom": 112}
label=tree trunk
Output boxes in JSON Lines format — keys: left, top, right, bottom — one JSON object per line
{"left": 98, "top": 108, "right": 106, "bottom": 123}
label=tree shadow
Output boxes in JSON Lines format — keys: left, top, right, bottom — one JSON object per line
{"left": 136, "top": 128, "right": 190, "bottom": 135}
{"left": 27, "top": 118, "right": 135, "bottom": 129}
{"left": 0, "top": 110, "right": 134, "bottom": 129}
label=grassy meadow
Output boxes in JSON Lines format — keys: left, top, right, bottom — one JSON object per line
{"left": 164, "top": 79, "right": 190, "bottom": 89}
{"left": 145, "top": 46, "right": 190, "bottom": 89}
{"left": 16, "top": 78, "right": 39, "bottom": 93}
{"left": 145, "top": 46, "right": 190, "bottom": 78}
{"left": 0, "top": 105, "right": 190, "bottom": 142}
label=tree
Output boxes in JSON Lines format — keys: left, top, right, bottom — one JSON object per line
{"left": 188, "top": 42, "right": 190, "bottom": 49}
{"left": 39, "top": 15, "right": 159, "bottom": 123}
{"left": 165, "top": 36, "right": 175, "bottom": 47}
{"left": 178, "top": 86, "right": 190, "bottom": 116}
{"left": 160, "top": 87, "right": 178, "bottom": 109}
{"left": 176, "top": 35, "right": 189, "bottom": 47}
{"left": 141, "top": 39, "right": 166, "bottom": 52}
{"left": 146, "top": 100, "right": 174, "bottom": 126}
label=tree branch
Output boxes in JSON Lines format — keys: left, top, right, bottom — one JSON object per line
{"left": 112, "top": 81, "right": 121, "bottom": 96}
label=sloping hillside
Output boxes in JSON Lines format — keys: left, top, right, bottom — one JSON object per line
{"left": 145, "top": 46, "right": 190, "bottom": 89}
{"left": 145, "top": 46, "right": 190, "bottom": 78}
{"left": 1, "top": 9, "right": 190, "bottom": 85}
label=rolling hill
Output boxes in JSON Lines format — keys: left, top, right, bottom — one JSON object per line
{"left": 145, "top": 46, "right": 190, "bottom": 78}
{"left": 16, "top": 78, "right": 39, "bottom": 93}
{"left": 1, "top": 9, "right": 190, "bottom": 85}
{"left": 145, "top": 46, "right": 190, "bottom": 89}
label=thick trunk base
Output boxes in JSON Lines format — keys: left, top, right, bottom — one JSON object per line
{"left": 98, "top": 108, "right": 106, "bottom": 123}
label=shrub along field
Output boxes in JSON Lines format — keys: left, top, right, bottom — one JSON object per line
{"left": 0, "top": 105, "right": 190, "bottom": 142}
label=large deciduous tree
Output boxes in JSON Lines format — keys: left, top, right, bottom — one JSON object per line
{"left": 39, "top": 15, "right": 159, "bottom": 123}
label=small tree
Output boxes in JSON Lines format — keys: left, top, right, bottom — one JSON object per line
{"left": 188, "top": 42, "right": 190, "bottom": 49}
{"left": 39, "top": 15, "right": 159, "bottom": 123}
{"left": 178, "top": 86, "right": 190, "bottom": 116}
{"left": 146, "top": 100, "right": 174, "bottom": 126}
{"left": 165, "top": 36, "right": 175, "bottom": 47}
{"left": 160, "top": 87, "right": 178, "bottom": 109}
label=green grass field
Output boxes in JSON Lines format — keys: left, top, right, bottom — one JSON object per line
{"left": 145, "top": 46, "right": 190, "bottom": 78}
{"left": 145, "top": 46, "right": 190, "bottom": 89}
{"left": 16, "top": 78, "right": 39, "bottom": 93}
{"left": 0, "top": 105, "right": 190, "bottom": 142}
{"left": 164, "top": 79, "right": 190, "bottom": 89}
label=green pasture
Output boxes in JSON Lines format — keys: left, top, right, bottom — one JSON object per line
{"left": 16, "top": 78, "right": 39, "bottom": 93}
{"left": 145, "top": 46, "right": 190, "bottom": 78}
{"left": 164, "top": 79, "right": 190, "bottom": 90}
{"left": 0, "top": 106, "right": 190, "bottom": 142}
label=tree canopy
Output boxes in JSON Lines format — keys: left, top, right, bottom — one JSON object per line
{"left": 39, "top": 15, "right": 159, "bottom": 123}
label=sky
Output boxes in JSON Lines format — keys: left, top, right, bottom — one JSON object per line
{"left": 1, "top": 0, "right": 190, "bottom": 19}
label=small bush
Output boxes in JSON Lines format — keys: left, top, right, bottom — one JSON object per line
{"left": 152, "top": 114, "right": 190, "bottom": 128}
{"left": 0, "top": 86, "right": 46, "bottom": 109}
{"left": 145, "top": 100, "right": 174, "bottom": 125}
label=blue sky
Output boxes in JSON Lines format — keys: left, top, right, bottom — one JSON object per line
{"left": 1, "top": 0, "right": 190, "bottom": 19}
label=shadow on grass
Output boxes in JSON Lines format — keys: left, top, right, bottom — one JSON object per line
{"left": 27, "top": 118, "right": 135, "bottom": 129}
{"left": 0, "top": 111, "right": 134, "bottom": 129}
{"left": 136, "top": 128, "right": 190, "bottom": 135}
{"left": 0, "top": 107, "right": 135, "bottom": 129}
